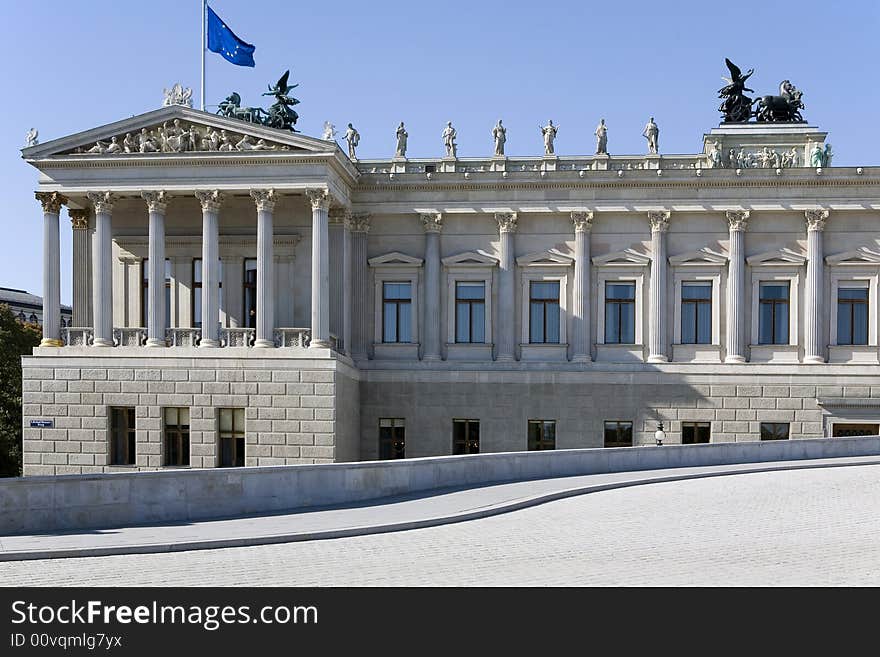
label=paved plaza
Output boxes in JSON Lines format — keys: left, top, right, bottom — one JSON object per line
{"left": 2, "top": 463, "right": 879, "bottom": 586}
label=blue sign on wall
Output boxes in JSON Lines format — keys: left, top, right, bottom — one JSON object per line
{"left": 30, "top": 419, "right": 54, "bottom": 428}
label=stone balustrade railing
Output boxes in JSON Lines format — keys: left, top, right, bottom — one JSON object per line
{"left": 220, "top": 327, "right": 256, "bottom": 348}
{"left": 166, "top": 328, "right": 201, "bottom": 347}
{"left": 113, "top": 327, "right": 147, "bottom": 347}
{"left": 274, "top": 327, "right": 311, "bottom": 348}
{"left": 54, "top": 326, "right": 338, "bottom": 351}
{"left": 61, "top": 327, "right": 94, "bottom": 347}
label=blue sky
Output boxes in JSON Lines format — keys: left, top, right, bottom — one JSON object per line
{"left": 2, "top": 0, "right": 878, "bottom": 303}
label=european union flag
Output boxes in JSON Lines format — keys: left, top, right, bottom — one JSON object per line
{"left": 207, "top": 5, "right": 256, "bottom": 67}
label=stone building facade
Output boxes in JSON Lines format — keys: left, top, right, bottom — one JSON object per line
{"left": 19, "top": 104, "right": 880, "bottom": 475}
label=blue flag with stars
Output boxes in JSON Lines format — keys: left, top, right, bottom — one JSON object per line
{"left": 207, "top": 5, "right": 255, "bottom": 67}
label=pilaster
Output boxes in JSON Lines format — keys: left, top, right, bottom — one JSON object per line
{"left": 421, "top": 212, "right": 443, "bottom": 361}
{"left": 495, "top": 212, "right": 518, "bottom": 361}
{"left": 571, "top": 211, "right": 594, "bottom": 362}
{"left": 647, "top": 211, "right": 670, "bottom": 363}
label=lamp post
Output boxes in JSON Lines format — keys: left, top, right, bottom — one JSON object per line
{"left": 655, "top": 422, "right": 666, "bottom": 446}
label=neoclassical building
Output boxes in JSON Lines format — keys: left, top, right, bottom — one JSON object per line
{"left": 19, "top": 101, "right": 880, "bottom": 475}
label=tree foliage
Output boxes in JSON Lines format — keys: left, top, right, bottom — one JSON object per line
{"left": 0, "top": 304, "right": 40, "bottom": 477}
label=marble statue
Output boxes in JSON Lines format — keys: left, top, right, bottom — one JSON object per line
{"left": 105, "top": 136, "right": 122, "bottom": 154}
{"left": 344, "top": 123, "right": 360, "bottom": 159}
{"left": 642, "top": 117, "right": 659, "bottom": 154}
{"left": 809, "top": 142, "right": 824, "bottom": 167}
{"left": 718, "top": 58, "right": 754, "bottom": 123}
{"left": 823, "top": 144, "right": 833, "bottom": 167}
{"left": 492, "top": 120, "right": 506, "bottom": 156}
{"left": 788, "top": 147, "right": 799, "bottom": 168}
{"left": 395, "top": 122, "right": 408, "bottom": 158}
{"left": 163, "top": 83, "right": 193, "bottom": 108}
{"left": 138, "top": 128, "right": 158, "bottom": 153}
{"left": 219, "top": 130, "right": 235, "bottom": 152}
{"left": 595, "top": 119, "right": 608, "bottom": 155}
{"left": 540, "top": 120, "right": 558, "bottom": 155}
{"left": 123, "top": 133, "right": 137, "bottom": 153}
{"left": 87, "top": 141, "right": 108, "bottom": 154}
{"left": 25, "top": 128, "right": 38, "bottom": 147}
{"left": 442, "top": 121, "right": 457, "bottom": 158}
{"left": 322, "top": 121, "right": 337, "bottom": 141}
{"left": 707, "top": 140, "right": 723, "bottom": 168}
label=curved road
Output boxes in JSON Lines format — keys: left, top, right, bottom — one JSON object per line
{"left": 3, "top": 464, "right": 879, "bottom": 586}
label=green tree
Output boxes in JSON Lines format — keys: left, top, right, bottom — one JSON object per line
{"left": 0, "top": 304, "right": 41, "bottom": 477}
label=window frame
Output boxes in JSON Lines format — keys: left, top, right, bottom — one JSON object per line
{"left": 243, "top": 258, "right": 257, "bottom": 330}
{"left": 829, "top": 269, "right": 878, "bottom": 348}
{"left": 519, "top": 271, "right": 569, "bottom": 346}
{"left": 381, "top": 281, "right": 413, "bottom": 343}
{"left": 443, "top": 253, "right": 496, "bottom": 349}
{"left": 759, "top": 422, "right": 790, "bottom": 441}
{"left": 218, "top": 407, "right": 246, "bottom": 468}
{"left": 604, "top": 420, "right": 634, "bottom": 448}
{"left": 749, "top": 268, "right": 800, "bottom": 348}
{"left": 452, "top": 419, "right": 480, "bottom": 455}
{"left": 757, "top": 281, "right": 791, "bottom": 345}
{"left": 528, "top": 280, "right": 562, "bottom": 344}
{"left": 370, "top": 255, "right": 422, "bottom": 351}
{"left": 109, "top": 406, "right": 136, "bottom": 466}
{"left": 603, "top": 281, "right": 637, "bottom": 345}
{"left": 163, "top": 407, "right": 191, "bottom": 467}
{"left": 527, "top": 420, "right": 556, "bottom": 451}
{"left": 454, "top": 281, "right": 487, "bottom": 344}
{"left": 378, "top": 418, "right": 406, "bottom": 460}
{"left": 681, "top": 421, "right": 711, "bottom": 444}
{"left": 595, "top": 267, "right": 646, "bottom": 346}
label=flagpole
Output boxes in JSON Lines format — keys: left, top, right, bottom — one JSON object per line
{"left": 200, "top": 0, "right": 206, "bottom": 110}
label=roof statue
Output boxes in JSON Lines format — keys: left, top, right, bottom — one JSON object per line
{"left": 753, "top": 79, "right": 805, "bottom": 123}
{"left": 163, "top": 83, "right": 194, "bottom": 108}
{"left": 718, "top": 59, "right": 806, "bottom": 123}
{"left": 718, "top": 58, "right": 754, "bottom": 123}
{"left": 216, "top": 70, "right": 300, "bottom": 132}
{"left": 25, "top": 128, "right": 38, "bottom": 147}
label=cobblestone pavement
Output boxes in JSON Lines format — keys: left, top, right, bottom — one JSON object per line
{"left": 3, "top": 465, "right": 879, "bottom": 586}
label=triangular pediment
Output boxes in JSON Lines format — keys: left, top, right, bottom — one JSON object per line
{"left": 442, "top": 250, "right": 499, "bottom": 266}
{"left": 825, "top": 246, "right": 880, "bottom": 265}
{"left": 592, "top": 247, "right": 651, "bottom": 266}
{"left": 368, "top": 252, "right": 424, "bottom": 267}
{"left": 669, "top": 246, "right": 728, "bottom": 266}
{"left": 747, "top": 247, "right": 807, "bottom": 266}
{"left": 21, "top": 105, "right": 336, "bottom": 159}
{"left": 517, "top": 249, "right": 574, "bottom": 267}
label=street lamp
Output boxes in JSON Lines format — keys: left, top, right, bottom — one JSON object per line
{"left": 654, "top": 421, "right": 666, "bottom": 446}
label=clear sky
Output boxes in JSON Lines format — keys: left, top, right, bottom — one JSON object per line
{"left": 1, "top": 0, "right": 878, "bottom": 303}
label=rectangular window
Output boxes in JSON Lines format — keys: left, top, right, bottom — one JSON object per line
{"left": 604, "top": 421, "right": 633, "bottom": 447}
{"left": 452, "top": 419, "right": 480, "bottom": 455}
{"left": 382, "top": 282, "right": 412, "bottom": 343}
{"left": 218, "top": 408, "right": 246, "bottom": 467}
{"left": 680, "top": 282, "right": 712, "bottom": 344}
{"left": 164, "top": 407, "right": 190, "bottom": 466}
{"left": 682, "top": 422, "right": 711, "bottom": 444}
{"left": 109, "top": 407, "right": 136, "bottom": 466}
{"left": 832, "top": 423, "right": 879, "bottom": 437}
{"left": 379, "top": 418, "right": 406, "bottom": 459}
{"left": 760, "top": 422, "right": 789, "bottom": 441}
{"left": 528, "top": 420, "right": 556, "bottom": 450}
{"left": 837, "top": 286, "right": 868, "bottom": 346}
{"left": 141, "top": 259, "right": 172, "bottom": 330}
{"left": 605, "top": 282, "right": 636, "bottom": 344}
{"left": 192, "top": 258, "right": 222, "bottom": 329}
{"left": 455, "top": 282, "right": 486, "bottom": 343}
{"left": 243, "top": 259, "right": 257, "bottom": 329}
{"left": 759, "top": 282, "right": 790, "bottom": 345}
{"left": 529, "top": 281, "right": 560, "bottom": 344}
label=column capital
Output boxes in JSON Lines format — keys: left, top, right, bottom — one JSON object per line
{"left": 328, "top": 206, "right": 348, "bottom": 224}
{"left": 86, "top": 191, "right": 115, "bottom": 214}
{"left": 305, "top": 188, "right": 331, "bottom": 211}
{"left": 345, "top": 212, "right": 371, "bottom": 233}
{"left": 250, "top": 189, "right": 277, "bottom": 212}
{"left": 35, "top": 191, "right": 67, "bottom": 214}
{"left": 68, "top": 209, "right": 89, "bottom": 230}
{"left": 420, "top": 212, "right": 443, "bottom": 233}
{"left": 805, "top": 209, "right": 829, "bottom": 231}
{"left": 141, "top": 190, "right": 168, "bottom": 214}
{"left": 195, "top": 190, "right": 224, "bottom": 212}
{"left": 571, "top": 211, "right": 594, "bottom": 233}
{"left": 648, "top": 210, "right": 670, "bottom": 232}
{"left": 726, "top": 210, "right": 750, "bottom": 231}
{"left": 495, "top": 211, "right": 518, "bottom": 233}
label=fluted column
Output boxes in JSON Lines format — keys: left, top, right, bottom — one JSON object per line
{"left": 571, "top": 211, "right": 593, "bottom": 362}
{"left": 68, "top": 209, "right": 91, "bottom": 329}
{"left": 725, "top": 210, "right": 749, "bottom": 363}
{"left": 250, "top": 189, "right": 276, "bottom": 348}
{"left": 647, "top": 211, "right": 670, "bottom": 363}
{"left": 35, "top": 192, "right": 66, "bottom": 347}
{"left": 421, "top": 212, "right": 443, "bottom": 361}
{"left": 306, "top": 189, "right": 331, "bottom": 348}
{"left": 329, "top": 208, "right": 346, "bottom": 350}
{"left": 804, "top": 209, "right": 829, "bottom": 364}
{"left": 195, "top": 190, "right": 223, "bottom": 347}
{"left": 495, "top": 212, "right": 518, "bottom": 361}
{"left": 346, "top": 213, "right": 371, "bottom": 360}
{"left": 342, "top": 212, "right": 353, "bottom": 357}
{"left": 87, "top": 192, "right": 114, "bottom": 347}
{"left": 141, "top": 191, "right": 168, "bottom": 347}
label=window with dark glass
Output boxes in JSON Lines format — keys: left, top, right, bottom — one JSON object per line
{"left": 605, "top": 282, "right": 636, "bottom": 344}
{"left": 379, "top": 418, "right": 405, "bottom": 459}
{"left": 455, "top": 282, "right": 485, "bottom": 343}
{"left": 760, "top": 422, "right": 789, "bottom": 441}
{"left": 382, "top": 282, "right": 412, "bottom": 343}
{"left": 218, "top": 408, "right": 245, "bottom": 467}
{"left": 192, "top": 258, "right": 222, "bottom": 329}
{"left": 529, "top": 281, "right": 560, "bottom": 344}
{"left": 758, "top": 282, "right": 790, "bottom": 345}
{"left": 528, "top": 420, "right": 556, "bottom": 450}
{"left": 452, "top": 419, "right": 480, "bottom": 455}
{"left": 164, "top": 407, "right": 190, "bottom": 466}
{"left": 109, "top": 407, "right": 136, "bottom": 466}
{"left": 682, "top": 422, "right": 711, "bottom": 444}
{"left": 604, "top": 421, "right": 633, "bottom": 447}
{"left": 681, "top": 282, "right": 712, "bottom": 344}
{"left": 141, "top": 259, "right": 172, "bottom": 330}
{"left": 832, "top": 423, "right": 879, "bottom": 437}
{"left": 837, "top": 286, "right": 868, "bottom": 346}
{"left": 243, "top": 259, "right": 257, "bottom": 329}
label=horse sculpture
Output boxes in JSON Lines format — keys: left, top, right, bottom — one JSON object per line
{"left": 753, "top": 80, "right": 805, "bottom": 123}
{"left": 217, "top": 92, "right": 267, "bottom": 125}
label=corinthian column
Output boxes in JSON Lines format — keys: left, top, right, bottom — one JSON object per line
{"left": 571, "top": 211, "right": 593, "bottom": 362}
{"left": 495, "top": 212, "right": 518, "bottom": 361}
{"left": 346, "top": 213, "right": 371, "bottom": 360}
{"left": 421, "top": 212, "right": 443, "bottom": 361}
{"left": 804, "top": 209, "right": 829, "bottom": 364}
{"left": 68, "top": 209, "right": 92, "bottom": 329}
{"left": 250, "top": 189, "right": 276, "bottom": 348}
{"left": 142, "top": 191, "right": 168, "bottom": 347}
{"left": 647, "top": 211, "right": 670, "bottom": 363}
{"left": 329, "top": 207, "right": 346, "bottom": 350}
{"left": 35, "top": 192, "right": 67, "bottom": 347}
{"left": 87, "top": 192, "right": 114, "bottom": 347}
{"left": 725, "top": 211, "right": 749, "bottom": 363}
{"left": 195, "top": 190, "right": 223, "bottom": 347}
{"left": 306, "top": 189, "right": 331, "bottom": 348}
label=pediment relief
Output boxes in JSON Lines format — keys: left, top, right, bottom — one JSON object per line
{"left": 669, "top": 246, "right": 728, "bottom": 266}
{"left": 746, "top": 247, "right": 807, "bottom": 266}
{"left": 368, "top": 252, "right": 424, "bottom": 267}
{"left": 592, "top": 247, "right": 651, "bottom": 266}
{"left": 825, "top": 246, "right": 880, "bottom": 266}
{"left": 442, "top": 250, "right": 499, "bottom": 267}
{"left": 516, "top": 249, "right": 574, "bottom": 267}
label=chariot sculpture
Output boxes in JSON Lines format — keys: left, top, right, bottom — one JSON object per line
{"left": 216, "top": 70, "right": 300, "bottom": 132}
{"left": 718, "top": 58, "right": 806, "bottom": 124}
